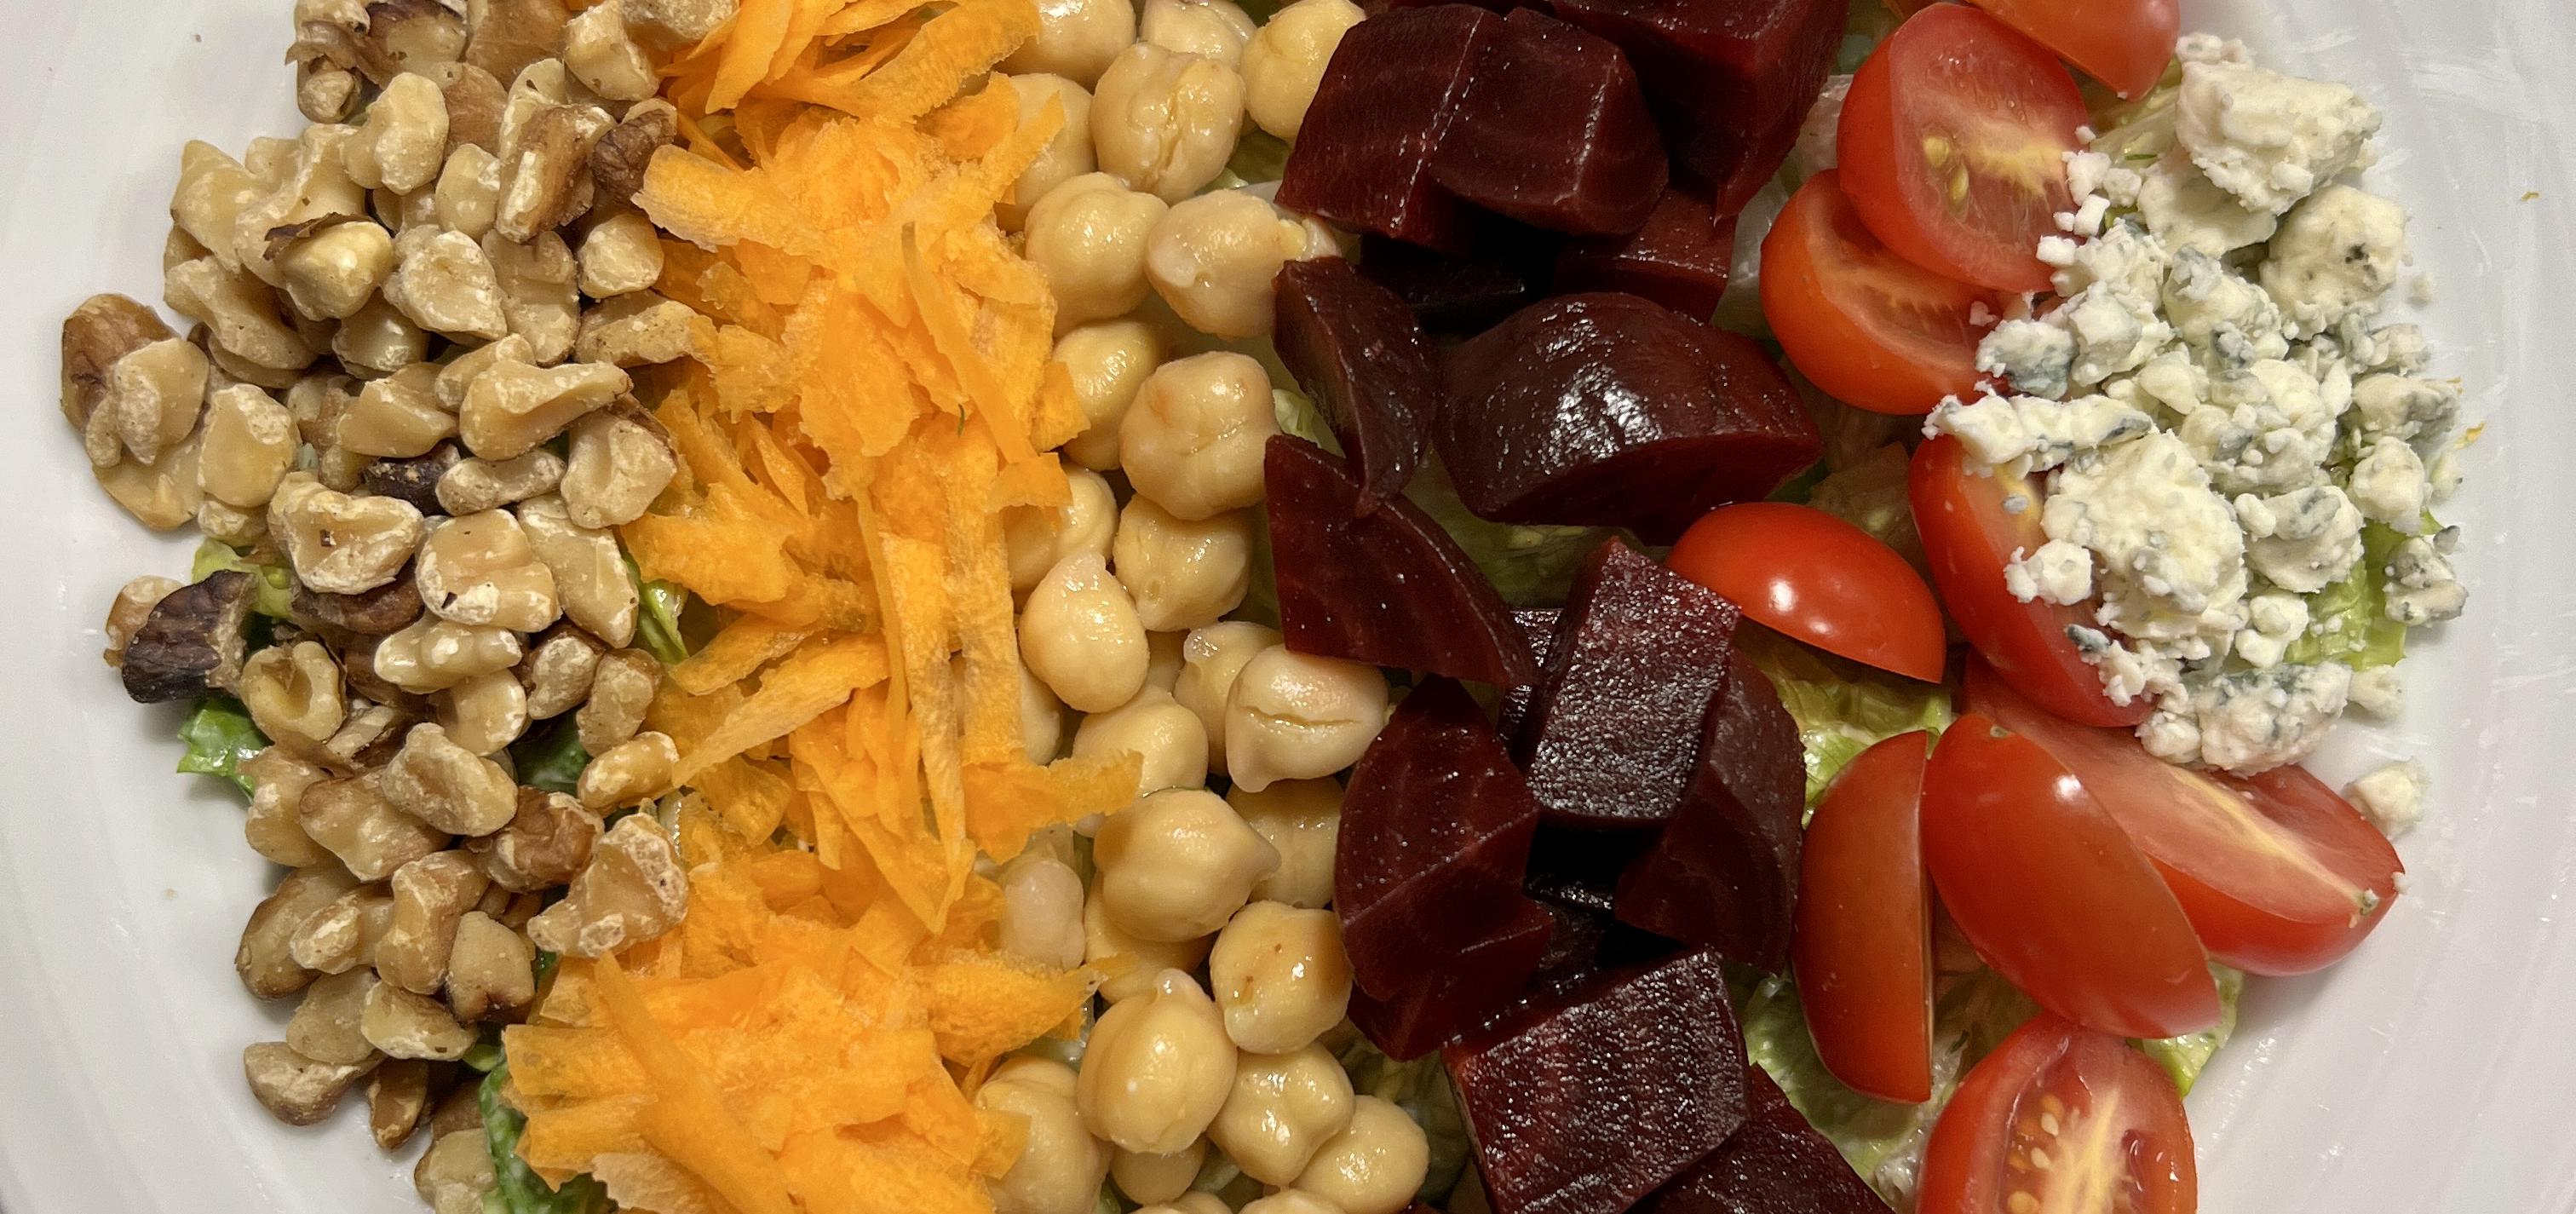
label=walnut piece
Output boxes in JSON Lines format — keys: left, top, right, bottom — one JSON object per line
{"left": 526, "top": 813, "right": 687, "bottom": 958}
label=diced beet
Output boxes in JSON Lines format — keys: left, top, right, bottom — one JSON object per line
{"left": 1348, "top": 899, "right": 1555, "bottom": 1059}
{"left": 1429, "top": 9, "right": 1666, "bottom": 235}
{"left": 1521, "top": 822, "right": 1647, "bottom": 915}
{"left": 1357, "top": 233, "right": 1550, "bottom": 335}
{"left": 1495, "top": 607, "right": 1559, "bottom": 739}
{"left": 1555, "top": 175, "right": 1738, "bottom": 319}
{"left": 1515, "top": 538, "right": 1743, "bottom": 831}
{"left": 1446, "top": 949, "right": 1750, "bottom": 1214}
{"left": 1267, "top": 437, "right": 1537, "bottom": 685}
{"left": 1276, "top": 5, "right": 1496, "bottom": 250}
{"left": 1338, "top": 677, "right": 1547, "bottom": 999}
{"left": 1615, "top": 652, "right": 1806, "bottom": 970}
{"left": 1527, "top": 894, "right": 1678, "bottom": 996}
{"left": 1273, "top": 259, "right": 1442, "bottom": 510}
{"left": 1548, "top": 0, "right": 1843, "bottom": 210}
{"left": 1437, "top": 293, "right": 1821, "bottom": 542}
{"left": 1636, "top": 1065, "right": 1890, "bottom": 1213}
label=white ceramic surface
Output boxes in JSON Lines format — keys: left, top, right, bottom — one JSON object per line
{"left": 0, "top": 2, "right": 2568, "bottom": 1211}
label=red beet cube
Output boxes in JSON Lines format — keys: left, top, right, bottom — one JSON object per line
{"left": 1636, "top": 1065, "right": 1890, "bottom": 1212}
{"left": 1348, "top": 899, "right": 1555, "bottom": 1059}
{"left": 1495, "top": 607, "right": 1559, "bottom": 740}
{"left": 1356, "top": 233, "right": 1550, "bottom": 334}
{"left": 1555, "top": 175, "right": 1738, "bottom": 319}
{"left": 1430, "top": 9, "right": 1668, "bottom": 235}
{"left": 1276, "top": 5, "right": 1498, "bottom": 250}
{"left": 1273, "top": 258, "right": 1443, "bottom": 510}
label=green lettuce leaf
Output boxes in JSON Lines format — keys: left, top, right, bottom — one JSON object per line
{"left": 479, "top": 1065, "right": 610, "bottom": 1214}
{"left": 1803, "top": 444, "right": 1928, "bottom": 573}
{"left": 2137, "top": 964, "right": 2244, "bottom": 1096}
{"left": 191, "top": 539, "right": 296, "bottom": 619}
{"left": 627, "top": 554, "right": 692, "bottom": 665}
{"left": 176, "top": 696, "right": 267, "bottom": 794}
{"left": 1404, "top": 463, "right": 1613, "bottom": 609}
{"left": 1274, "top": 387, "right": 1341, "bottom": 453}
{"left": 1738, "top": 630, "right": 1952, "bottom": 810}
{"left": 2285, "top": 522, "right": 2409, "bottom": 670}
{"left": 510, "top": 722, "right": 590, "bottom": 797}
{"left": 1228, "top": 129, "right": 1294, "bottom": 185}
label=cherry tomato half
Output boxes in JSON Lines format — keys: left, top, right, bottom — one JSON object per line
{"left": 1969, "top": 658, "right": 2403, "bottom": 975}
{"left": 1972, "top": 0, "right": 2182, "bottom": 100}
{"left": 1908, "top": 436, "right": 2146, "bottom": 728}
{"left": 1760, "top": 171, "right": 2009, "bottom": 415}
{"left": 1794, "top": 731, "right": 1934, "bottom": 1103}
{"left": 1919, "top": 1014, "right": 2197, "bottom": 1214}
{"left": 1838, "top": 4, "right": 2090, "bottom": 292}
{"left": 1667, "top": 503, "right": 1947, "bottom": 682}
{"left": 1923, "top": 715, "right": 2219, "bottom": 1039}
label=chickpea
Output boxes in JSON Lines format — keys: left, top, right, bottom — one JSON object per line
{"left": 1145, "top": 190, "right": 1334, "bottom": 338}
{"left": 1208, "top": 1044, "right": 1356, "bottom": 1187}
{"left": 1145, "top": 629, "right": 1185, "bottom": 693}
{"left": 1095, "top": 787, "right": 1279, "bottom": 941}
{"left": 1085, "top": 888, "right": 1214, "bottom": 1003}
{"left": 1091, "top": 44, "right": 1245, "bottom": 204}
{"left": 1020, "top": 659, "right": 1069, "bottom": 764}
{"left": 981, "top": 1057, "right": 1113, "bottom": 1214}
{"left": 1120, "top": 352, "right": 1279, "bottom": 521}
{"left": 1024, "top": 172, "right": 1169, "bottom": 331}
{"left": 1077, "top": 968, "right": 1237, "bottom": 1154}
{"left": 1141, "top": 0, "right": 1256, "bottom": 66}
{"left": 1293, "top": 1096, "right": 1429, "bottom": 1214}
{"left": 1174, "top": 621, "right": 1280, "bottom": 773}
{"left": 1004, "top": 75, "right": 1099, "bottom": 232}
{"left": 1207, "top": 901, "right": 1351, "bottom": 1053}
{"left": 1152, "top": 1197, "right": 1234, "bottom": 1214}
{"left": 1241, "top": 1193, "right": 1345, "bottom": 1214}
{"left": 1054, "top": 319, "right": 1163, "bottom": 471}
{"left": 1226, "top": 779, "right": 1341, "bottom": 909}
{"left": 1113, "top": 1138, "right": 1206, "bottom": 1205}
{"left": 1006, "top": 465, "right": 1118, "bottom": 594}
{"left": 1224, "top": 647, "right": 1389, "bottom": 792}
{"left": 1240, "top": 0, "right": 1365, "bottom": 141}
{"left": 999, "top": 853, "right": 1088, "bottom": 970}
{"left": 1074, "top": 686, "right": 1211, "bottom": 798}
{"left": 1002, "top": 0, "right": 1137, "bottom": 88}
{"left": 1111, "top": 497, "right": 1254, "bottom": 632}
{"left": 1020, "top": 551, "right": 1149, "bottom": 714}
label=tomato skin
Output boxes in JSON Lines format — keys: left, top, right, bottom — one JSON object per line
{"left": 1907, "top": 436, "right": 2146, "bottom": 728}
{"left": 1971, "top": 0, "right": 2182, "bottom": 100}
{"left": 1964, "top": 659, "right": 2404, "bottom": 975}
{"left": 1923, "top": 715, "right": 2219, "bottom": 1039}
{"left": 1794, "top": 731, "right": 1934, "bottom": 1102}
{"left": 1760, "top": 172, "right": 2007, "bottom": 415}
{"left": 1919, "top": 1014, "right": 2197, "bottom": 1214}
{"left": 1838, "top": 5, "right": 2089, "bottom": 292}
{"left": 1667, "top": 503, "right": 1947, "bottom": 682}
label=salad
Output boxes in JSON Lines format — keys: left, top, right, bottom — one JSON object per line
{"left": 55, "top": 0, "right": 2466, "bottom": 1211}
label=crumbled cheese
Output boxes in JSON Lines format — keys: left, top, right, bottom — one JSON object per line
{"left": 2004, "top": 539, "right": 2095, "bottom": 607}
{"left": 2260, "top": 184, "right": 2410, "bottom": 335}
{"left": 2346, "top": 665, "right": 2405, "bottom": 718}
{"left": 2174, "top": 61, "right": 2382, "bottom": 215}
{"left": 2383, "top": 535, "right": 2467, "bottom": 624}
{"left": 1924, "top": 393, "right": 2151, "bottom": 473}
{"left": 2349, "top": 371, "right": 2461, "bottom": 444}
{"left": 2347, "top": 436, "right": 2429, "bottom": 532}
{"left": 2044, "top": 432, "right": 2249, "bottom": 647}
{"left": 2345, "top": 759, "right": 2428, "bottom": 837}
{"left": 1976, "top": 319, "right": 2076, "bottom": 400}
{"left": 2237, "top": 484, "right": 2364, "bottom": 592}
{"left": 2136, "top": 152, "right": 2279, "bottom": 256}
{"left": 2234, "top": 591, "right": 2310, "bottom": 669}
{"left": 2191, "top": 662, "right": 2351, "bottom": 773}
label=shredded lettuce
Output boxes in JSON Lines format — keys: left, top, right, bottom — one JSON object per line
{"left": 1405, "top": 462, "right": 1613, "bottom": 609}
{"left": 1803, "top": 444, "right": 1928, "bottom": 574}
{"left": 1739, "top": 630, "right": 1952, "bottom": 810}
{"left": 2285, "top": 522, "right": 2409, "bottom": 670}
{"left": 176, "top": 696, "right": 267, "bottom": 794}
{"left": 479, "top": 1065, "right": 610, "bottom": 1214}
{"left": 2138, "top": 964, "right": 2244, "bottom": 1096}
{"left": 510, "top": 722, "right": 590, "bottom": 796}
{"left": 1274, "top": 387, "right": 1341, "bottom": 454}
{"left": 1338, "top": 1037, "right": 1471, "bottom": 1205}
{"left": 191, "top": 539, "right": 296, "bottom": 619}
{"left": 1228, "top": 129, "right": 1293, "bottom": 185}
{"left": 626, "top": 554, "right": 692, "bottom": 665}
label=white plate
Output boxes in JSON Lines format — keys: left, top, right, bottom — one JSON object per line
{"left": 1, "top": 2, "right": 2568, "bottom": 1211}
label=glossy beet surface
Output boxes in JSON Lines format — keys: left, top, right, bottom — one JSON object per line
{"left": 1614, "top": 651, "right": 1806, "bottom": 970}
{"left": 1338, "top": 678, "right": 1550, "bottom": 1001}
{"left": 1438, "top": 293, "right": 1822, "bottom": 543}
{"left": 1495, "top": 607, "right": 1559, "bottom": 739}
{"left": 1548, "top": 0, "right": 1843, "bottom": 210}
{"left": 1431, "top": 9, "right": 1668, "bottom": 235}
{"left": 1636, "top": 1065, "right": 1891, "bottom": 1213}
{"left": 1555, "top": 175, "right": 1738, "bottom": 319}
{"left": 1277, "top": 5, "right": 1495, "bottom": 250}
{"left": 1515, "top": 539, "right": 1743, "bottom": 830}
{"left": 1267, "top": 438, "right": 1538, "bottom": 685}
{"left": 1358, "top": 233, "right": 1552, "bottom": 334}
{"left": 1273, "top": 259, "right": 1442, "bottom": 510}
{"left": 1348, "top": 900, "right": 1554, "bottom": 1059}
{"left": 1446, "top": 949, "right": 1750, "bottom": 1214}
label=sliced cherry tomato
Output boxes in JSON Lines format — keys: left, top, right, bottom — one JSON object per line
{"left": 1838, "top": 4, "right": 2090, "bottom": 292}
{"left": 1667, "top": 503, "right": 1947, "bottom": 682}
{"left": 1794, "top": 731, "right": 1934, "bottom": 1102}
{"left": 1760, "top": 171, "right": 2008, "bottom": 415}
{"left": 1971, "top": 0, "right": 2182, "bottom": 100}
{"left": 1969, "top": 659, "right": 2402, "bottom": 975}
{"left": 1908, "top": 436, "right": 2146, "bottom": 728}
{"left": 1919, "top": 1014, "right": 2197, "bottom": 1214}
{"left": 1923, "top": 715, "right": 2219, "bottom": 1039}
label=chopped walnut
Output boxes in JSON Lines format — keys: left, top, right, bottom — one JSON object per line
{"left": 60, "top": 293, "right": 177, "bottom": 436}
{"left": 588, "top": 97, "right": 678, "bottom": 207}
{"left": 517, "top": 492, "right": 640, "bottom": 646}
{"left": 384, "top": 227, "right": 510, "bottom": 342}
{"left": 294, "top": 576, "right": 428, "bottom": 638}
{"left": 119, "top": 569, "right": 253, "bottom": 704}
{"left": 244, "top": 1041, "right": 379, "bottom": 1126}
{"left": 494, "top": 103, "right": 612, "bottom": 243}
{"left": 382, "top": 722, "right": 520, "bottom": 836}
{"left": 574, "top": 292, "right": 697, "bottom": 366}
{"left": 243, "top": 747, "right": 336, "bottom": 867}
{"left": 458, "top": 358, "right": 628, "bottom": 459}
{"left": 299, "top": 772, "right": 451, "bottom": 883}
{"left": 483, "top": 229, "right": 580, "bottom": 365}
{"left": 338, "top": 363, "right": 456, "bottom": 458}
{"left": 285, "top": 968, "right": 380, "bottom": 1066}
{"left": 240, "top": 641, "right": 349, "bottom": 752}
{"left": 345, "top": 72, "right": 452, "bottom": 193}
{"left": 98, "top": 338, "right": 210, "bottom": 467}
{"left": 469, "top": 786, "right": 601, "bottom": 891}
{"left": 436, "top": 667, "right": 532, "bottom": 755}
{"left": 526, "top": 812, "right": 687, "bottom": 958}
{"left": 334, "top": 296, "right": 434, "bottom": 377}
{"left": 269, "top": 471, "right": 428, "bottom": 594}
{"left": 377, "top": 850, "right": 490, "bottom": 994}
{"left": 464, "top": 0, "right": 574, "bottom": 84}
{"left": 519, "top": 624, "right": 606, "bottom": 719}
{"left": 363, "top": 443, "right": 465, "bottom": 515}
{"left": 577, "top": 210, "right": 665, "bottom": 297}
{"left": 561, "top": 400, "right": 676, "bottom": 527}
{"left": 576, "top": 647, "right": 658, "bottom": 756}
{"left": 438, "top": 448, "right": 565, "bottom": 515}
{"left": 363, "top": 979, "right": 477, "bottom": 1060}
{"left": 238, "top": 864, "right": 365, "bottom": 1000}
{"left": 446, "top": 910, "right": 538, "bottom": 1021}
{"left": 374, "top": 614, "right": 526, "bottom": 694}
{"left": 417, "top": 509, "right": 561, "bottom": 632}
{"left": 416, "top": 1130, "right": 498, "bottom": 1214}
{"left": 101, "top": 575, "right": 181, "bottom": 668}
{"left": 367, "top": 1057, "right": 437, "bottom": 1149}
{"left": 287, "top": 885, "right": 395, "bottom": 975}
{"left": 423, "top": 60, "right": 507, "bottom": 154}
{"left": 196, "top": 383, "right": 298, "bottom": 509}
{"left": 276, "top": 218, "right": 397, "bottom": 322}
{"left": 317, "top": 702, "right": 418, "bottom": 774}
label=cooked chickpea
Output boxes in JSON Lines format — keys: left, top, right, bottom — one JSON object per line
{"left": 1156, "top": 1195, "right": 1233, "bottom": 1214}
{"left": 1174, "top": 621, "right": 1280, "bottom": 773}
{"left": 1074, "top": 687, "right": 1211, "bottom": 798}
{"left": 998, "top": 853, "right": 1088, "bottom": 970}
{"left": 1141, "top": 0, "right": 1256, "bottom": 66}
{"left": 1053, "top": 319, "right": 1162, "bottom": 471}
{"left": 980, "top": 1057, "right": 1113, "bottom": 1214}
{"left": 1019, "top": 551, "right": 1150, "bottom": 714}
{"left": 1240, "top": 0, "right": 1365, "bottom": 141}
{"left": 1020, "top": 659, "right": 1068, "bottom": 763}
{"left": 1145, "top": 190, "right": 1336, "bottom": 338}
{"left": 1085, "top": 889, "right": 1214, "bottom": 1003}
{"left": 1113, "top": 1138, "right": 1206, "bottom": 1205}
{"left": 1241, "top": 1193, "right": 1345, "bottom": 1214}
{"left": 1208, "top": 1044, "right": 1356, "bottom": 1187}
{"left": 1224, "top": 646, "right": 1388, "bottom": 792}
{"left": 1001, "top": 0, "right": 1137, "bottom": 88}
{"left": 1003, "top": 75, "right": 1098, "bottom": 232}
{"left": 1024, "top": 173, "right": 1169, "bottom": 331}
{"left": 1077, "top": 968, "right": 1237, "bottom": 1154}
{"left": 1120, "top": 352, "right": 1279, "bottom": 521}
{"left": 1110, "top": 497, "right": 1254, "bottom": 632}
{"left": 1293, "top": 1096, "right": 1429, "bottom": 1214}
{"left": 1006, "top": 465, "right": 1118, "bottom": 594}
{"left": 1226, "top": 779, "right": 1341, "bottom": 909}
{"left": 1090, "top": 44, "right": 1245, "bottom": 204}
{"left": 1207, "top": 901, "right": 1351, "bottom": 1053}
{"left": 1095, "top": 787, "right": 1279, "bottom": 941}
